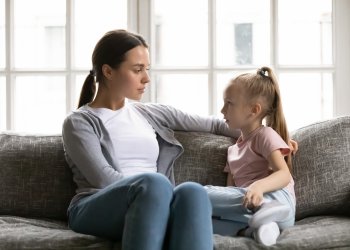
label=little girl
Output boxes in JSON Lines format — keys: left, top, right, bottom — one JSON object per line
{"left": 205, "top": 66, "right": 296, "bottom": 246}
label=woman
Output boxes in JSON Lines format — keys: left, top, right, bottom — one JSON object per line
{"left": 62, "top": 29, "right": 236, "bottom": 250}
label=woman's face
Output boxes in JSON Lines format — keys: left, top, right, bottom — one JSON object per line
{"left": 107, "top": 45, "right": 150, "bottom": 101}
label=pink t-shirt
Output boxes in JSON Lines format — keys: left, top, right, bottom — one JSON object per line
{"left": 224, "top": 126, "right": 295, "bottom": 200}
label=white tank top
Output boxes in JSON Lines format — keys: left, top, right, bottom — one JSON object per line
{"left": 85, "top": 102, "right": 159, "bottom": 177}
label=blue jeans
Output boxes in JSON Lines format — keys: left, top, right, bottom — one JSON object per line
{"left": 68, "top": 173, "right": 213, "bottom": 250}
{"left": 204, "top": 185, "right": 296, "bottom": 236}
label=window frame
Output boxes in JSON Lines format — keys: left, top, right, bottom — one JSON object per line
{"left": 139, "top": 0, "right": 350, "bottom": 121}
{"left": 2, "top": 0, "right": 350, "bottom": 131}
{"left": 2, "top": 0, "right": 137, "bottom": 131}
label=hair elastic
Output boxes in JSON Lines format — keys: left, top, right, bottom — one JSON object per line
{"left": 258, "top": 69, "right": 267, "bottom": 77}
{"left": 89, "top": 70, "right": 96, "bottom": 77}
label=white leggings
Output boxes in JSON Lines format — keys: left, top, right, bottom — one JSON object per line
{"left": 204, "top": 185, "right": 296, "bottom": 236}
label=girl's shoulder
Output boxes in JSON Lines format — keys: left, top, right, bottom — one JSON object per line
{"left": 256, "top": 126, "right": 282, "bottom": 140}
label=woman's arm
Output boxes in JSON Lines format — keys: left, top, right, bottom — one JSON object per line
{"left": 243, "top": 150, "right": 291, "bottom": 208}
{"left": 141, "top": 103, "right": 240, "bottom": 138}
{"left": 62, "top": 114, "right": 123, "bottom": 189}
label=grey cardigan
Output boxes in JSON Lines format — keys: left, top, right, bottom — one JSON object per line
{"left": 62, "top": 102, "right": 238, "bottom": 208}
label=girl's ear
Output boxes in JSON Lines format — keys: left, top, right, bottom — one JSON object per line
{"left": 102, "top": 64, "right": 113, "bottom": 80}
{"left": 251, "top": 103, "right": 262, "bottom": 116}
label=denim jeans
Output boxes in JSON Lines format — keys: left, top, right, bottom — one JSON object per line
{"left": 68, "top": 173, "right": 213, "bottom": 250}
{"left": 204, "top": 185, "right": 296, "bottom": 236}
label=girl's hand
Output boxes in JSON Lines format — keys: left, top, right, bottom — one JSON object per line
{"left": 243, "top": 183, "right": 263, "bottom": 209}
{"left": 289, "top": 139, "right": 298, "bottom": 156}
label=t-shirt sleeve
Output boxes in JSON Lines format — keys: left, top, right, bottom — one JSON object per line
{"left": 255, "top": 127, "right": 290, "bottom": 159}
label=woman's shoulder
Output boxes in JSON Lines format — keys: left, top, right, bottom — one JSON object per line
{"left": 63, "top": 106, "right": 100, "bottom": 130}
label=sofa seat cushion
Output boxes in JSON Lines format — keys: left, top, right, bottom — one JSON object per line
{"left": 0, "top": 216, "right": 113, "bottom": 250}
{"left": 214, "top": 216, "right": 350, "bottom": 250}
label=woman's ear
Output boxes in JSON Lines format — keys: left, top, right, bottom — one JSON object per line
{"left": 102, "top": 64, "right": 113, "bottom": 80}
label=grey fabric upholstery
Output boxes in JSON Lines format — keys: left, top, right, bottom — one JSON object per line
{"left": 291, "top": 116, "right": 350, "bottom": 220}
{"left": 0, "top": 116, "right": 349, "bottom": 249}
{"left": 173, "top": 131, "right": 235, "bottom": 186}
{"left": 0, "top": 134, "right": 76, "bottom": 220}
{"left": 0, "top": 216, "right": 112, "bottom": 250}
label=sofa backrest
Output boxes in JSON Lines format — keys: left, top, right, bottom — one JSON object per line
{"left": 0, "top": 134, "right": 76, "bottom": 221}
{"left": 173, "top": 131, "right": 235, "bottom": 186}
{"left": 291, "top": 116, "right": 350, "bottom": 220}
{"left": 1, "top": 116, "right": 349, "bottom": 222}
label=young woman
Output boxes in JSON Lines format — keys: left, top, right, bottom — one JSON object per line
{"left": 205, "top": 67, "right": 296, "bottom": 246}
{"left": 62, "top": 29, "right": 236, "bottom": 250}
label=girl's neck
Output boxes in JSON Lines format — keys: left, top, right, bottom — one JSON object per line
{"left": 240, "top": 120, "right": 263, "bottom": 140}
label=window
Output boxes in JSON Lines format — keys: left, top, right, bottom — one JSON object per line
{"left": 1, "top": 0, "right": 127, "bottom": 133}
{"left": 145, "top": 0, "right": 348, "bottom": 131}
{"left": 1, "top": 0, "right": 349, "bottom": 133}
{"left": 0, "top": 0, "right": 5, "bottom": 68}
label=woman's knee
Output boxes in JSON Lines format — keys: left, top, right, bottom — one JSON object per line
{"left": 130, "top": 173, "right": 173, "bottom": 202}
{"left": 174, "top": 182, "right": 210, "bottom": 204}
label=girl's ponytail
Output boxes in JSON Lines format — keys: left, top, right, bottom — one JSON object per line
{"left": 77, "top": 70, "right": 96, "bottom": 108}
{"left": 261, "top": 67, "right": 292, "bottom": 170}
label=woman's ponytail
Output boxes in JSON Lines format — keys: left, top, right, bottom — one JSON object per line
{"left": 77, "top": 71, "right": 96, "bottom": 108}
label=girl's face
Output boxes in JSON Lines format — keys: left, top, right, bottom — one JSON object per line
{"left": 107, "top": 45, "right": 150, "bottom": 101}
{"left": 221, "top": 82, "right": 252, "bottom": 130}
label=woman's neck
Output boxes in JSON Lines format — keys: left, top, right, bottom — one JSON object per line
{"left": 89, "top": 90, "right": 125, "bottom": 111}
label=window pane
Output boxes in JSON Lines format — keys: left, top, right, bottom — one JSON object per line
{"left": 216, "top": 0, "right": 270, "bottom": 66}
{"left": 215, "top": 72, "right": 238, "bottom": 116}
{"left": 155, "top": 74, "right": 208, "bottom": 115}
{"left": 0, "top": 77, "right": 5, "bottom": 131}
{"left": 73, "top": 0, "right": 127, "bottom": 68}
{"left": 14, "top": 76, "right": 66, "bottom": 133}
{"left": 14, "top": 0, "right": 65, "bottom": 68}
{"left": 278, "top": 0, "right": 332, "bottom": 65}
{"left": 279, "top": 73, "right": 333, "bottom": 131}
{"left": 154, "top": 0, "right": 208, "bottom": 67}
{"left": 0, "top": 0, "right": 4, "bottom": 68}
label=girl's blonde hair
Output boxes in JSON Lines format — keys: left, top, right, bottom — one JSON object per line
{"left": 234, "top": 66, "right": 292, "bottom": 170}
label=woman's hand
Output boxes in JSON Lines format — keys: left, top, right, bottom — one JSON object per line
{"left": 243, "top": 183, "right": 264, "bottom": 209}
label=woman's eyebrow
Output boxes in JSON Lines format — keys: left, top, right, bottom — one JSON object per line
{"left": 132, "top": 63, "right": 150, "bottom": 67}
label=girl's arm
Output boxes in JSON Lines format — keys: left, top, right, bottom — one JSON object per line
{"left": 226, "top": 173, "right": 235, "bottom": 186}
{"left": 243, "top": 149, "right": 291, "bottom": 208}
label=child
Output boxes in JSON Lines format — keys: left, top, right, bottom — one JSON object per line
{"left": 205, "top": 66, "right": 296, "bottom": 246}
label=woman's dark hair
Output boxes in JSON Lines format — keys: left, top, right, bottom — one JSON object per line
{"left": 77, "top": 30, "right": 148, "bottom": 108}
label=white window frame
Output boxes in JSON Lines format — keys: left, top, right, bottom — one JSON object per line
{"left": 2, "top": 0, "right": 350, "bottom": 131}
{"left": 138, "top": 0, "right": 350, "bottom": 118}
{"left": 2, "top": 0, "right": 138, "bottom": 131}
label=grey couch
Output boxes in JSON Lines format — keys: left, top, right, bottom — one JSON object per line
{"left": 0, "top": 116, "right": 349, "bottom": 250}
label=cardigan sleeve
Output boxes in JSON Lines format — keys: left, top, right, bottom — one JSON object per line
{"left": 62, "top": 113, "right": 124, "bottom": 189}
{"left": 141, "top": 103, "right": 240, "bottom": 138}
